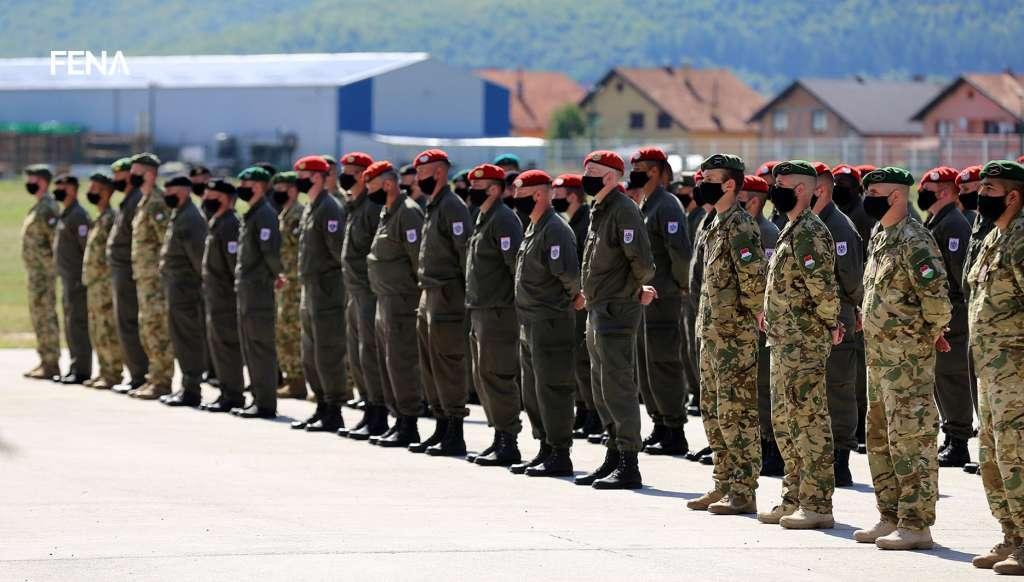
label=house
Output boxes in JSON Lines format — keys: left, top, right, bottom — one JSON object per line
{"left": 579, "top": 66, "right": 765, "bottom": 140}
{"left": 911, "top": 72, "right": 1024, "bottom": 136}
{"left": 749, "top": 77, "right": 945, "bottom": 139}
{"left": 475, "top": 69, "right": 585, "bottom": 137}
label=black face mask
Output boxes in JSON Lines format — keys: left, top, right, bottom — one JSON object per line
{"left": 468, "top": 188, "right": 489, "bottom": 207}
{"left": 418, "top": 176, "right": 437, "bottom": 196}
{"left": 810, "top": 194, "right": 819, "bottom": 209}
{"left": 693, "top": 185, "right": 706, "bottom": 206}
{"left": 129, "top": 173, "right": 145, "bottom": 188}
{"left": 769, "top": 185, "right": 798, "bottom": 214}
{"left": 296, "top": 177, "right": 313, "bottom": 193}
{"left": 511, "top": 196, "right": 536, "bottom": 216}
{"left": 400, "top": 184, "right": 412, "bottom": 195}
{"left": 272, "top": 189, "right": 290, "bottom": 207}
{"left": 627, "top": 170, "right": 650, "bottom": 190}
{"left": 338, "top": 173, "right": 357, "bottom": 191}
{"left": 700, "top": 181, "right": 725, "bottom": 205}
{"left": 86, "top": 191, "right": 102, "bottom": 205}
{"left": 863, "top": 195, "right": 892, "bottom": 221}
{"left": 53, "top": 188, "right": 68, "bottom": 202}
{"left": 582, "top": 176, "right": 605, "bottom": 196}
{"left": 367, "top": 189, "right": 388, "bottom": 206}
{"left": 236, "top": 186, "right": 254, "bottom": 202}
{"left": 832, "top": 185, "right": 855, "bottom": 207}
{"left": 960, "top": 191, "right": 979, "bottom": 211}
{"left": 202, "top": 198, "right": 222, "bottom": 216}
{"left": 191, "top": 183, "right": 206, "bottom": 196}
{"left": 552, "top": 198, "right": 570, "bottom": 213}
{"left": 25, "top": 182, "right": 39, "bottom": 195}
{"left": 454, "top": 186, "right": 469, "bottom": 201}
{"left": 977, "top": 194, "right": 1008, "bottom": 221}
{"left": 916, "top": 188, "right": 937, "bottom": 212}
{"left": 112, "top": 179, "right": 127, "bottom": 192}
{"left": 677, "top": 194, "right": 692, "bottom": 207}
{"left": 163, "top": 194, "right": 180, "bottom": 208}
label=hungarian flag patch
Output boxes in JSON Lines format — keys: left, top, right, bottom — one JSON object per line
{"left": 739, "top": 247, "right": 753, "bottom": 262}
{"left": 803, "top": 254, "right": 816, "bottom": 269}
{"left": 919, "top": 263, "right": 936, "bottom": 280}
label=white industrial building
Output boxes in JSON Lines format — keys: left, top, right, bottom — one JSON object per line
{"left": 0, "top": 52, "right": 511, "bottom": 164}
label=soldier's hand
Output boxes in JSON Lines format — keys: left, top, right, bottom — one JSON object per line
{"left": 275, "top": 275, "right": 287, "bottom": 290}
{"left": 832, "top": 324, "right": 845, "bottom": 346}
{"left": 639, "top": 285, "right": 657, "bottom": 305}
{"left": 756, "top": 312, "right": 766, "bottom": 332}
{"left": 573, "top": 292, "right": 586, "bottom": 311}
{"left": 935, "top": 331, "right": 951, "bottom": 353}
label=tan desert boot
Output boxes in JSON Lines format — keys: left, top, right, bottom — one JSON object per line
{"left": 876, "top": 527, "right": 934, "bottom": 550}
{"left": 757, "top": 504, "right": 796, "bottom": 524}
{"left": 133, "top": 383, "right": 171, "bottom": 400}
{"left": 973, "top": 537, "right": 1018, "bottom": 569}
{"left": 993, "top": 548, "right": 1024, "bottom": 575}
{"left": 686, "top": 490, "right": 724, "bottom": 511}
{"left": 707, "top": 494, "right": 757, "bottom": 515}
{"left": 780, "top": 508, "right": 835, "bottom": 530}
{"left": 853, "top": 519, "right": 897, "bottom": 543}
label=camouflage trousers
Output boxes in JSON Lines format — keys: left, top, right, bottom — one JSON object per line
{"left": 865, "top": 339, "right": 939, "bottom": 530}
{"left": 27, "top": 270, "right": 60, "bottom": 366}
{"left": 770, "top": 334, "right": 836, "bottom": 513}
{"left": 699, "top": 329, "right": 762, "bottom": 498}
{"left": 974, "top": 341, "right": 1024, "bottom": 539}
{"left": 87, "top": 280, "right": 124, "bottom": 383}
{"left": 135, "top": 275, "right": 173, "bottom": 386}
{"left": 275, "top": 278, "right": 302, "bottom": 380}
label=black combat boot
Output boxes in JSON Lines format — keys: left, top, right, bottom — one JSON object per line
{"left": 686, "top": 445, "right": 712, "bottom": 462}
{"left": 834, "top": 448, "right": 853, "bottom": 487}
{"left": 409, "top": 417, "right": 448, "bottom": 453}
{"left": 476, "top": 432, "right": 522, "bottom": 467}
{"left": 592, "top": 450, "right": 642, "bottom": 490}
{"left": 378, "top": 416, "right": 421, "bottom": 448}
{"left": 645, "top": 426, "right": 689, "bottom": 456}
{"left": 510, "top": 443, "right": 551, "bottom": 474}
{"left": 467, "top": 431, "right": 499, "bottom": 463}
{"left": 162, "top": 388, "right": 202, "bottom": 408}
{"left": 306, "top": 404, "right": 343, "bottom": 432}
{"left": 525, "top": 447, "right": 573, "bottom": 477}
{"left": 573, "top": 404, "right": 588, "bottom": 433}
{"left": 348, "top": 405, "right": 387, "bottom": 441}
{"left": 938, "top": 437, "right": 971, "bottom": 467}
{"left": 426, "top": 417, "right": 467, "bottom": 457}
{"left": 587, "top": 430, "right": 608, "bottom": 445}
{"left": 642, "top": 424, "right": 668, "bottom": 452}
{"left": 760, "top": 439, "right": 784, "bottom": 477}
{"left": 574, "top": 448, "right": 620, "bottom": 486}
{"left": 292, "top": 403, "right": 323, "bottom": 429}
{"left": 370, "top": 418, "right": 400, "bottom": 445}
{"left": 339, "top": 406, "right": 370, "bottom": 438}
{"left": 937, "top": 433, "right": 952, "bottom": 455}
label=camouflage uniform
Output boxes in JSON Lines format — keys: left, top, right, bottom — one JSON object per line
{"left": 862, "top": 216, "right": 951, "bottom": 530}
{"left": 754, "top": 214, "right": 780, "bottom": 440}
{"left": 696, "top": 204, "right": 766, "bottom": 498}
{"left": 21, "top": 192, "right": 61, "bottom": 368}
{"left": 84, "top": 205, "right": 124, "bottom": 384}
{"left": 276, "top": 201, "right": 304, "bottom": 382}
{"left": 765, "top": 208, "right": 840, "bottom": 513}
{"left": 132, "top": 188, "right": 174, "bottom": 388}
{"left": 967, "top": 212, "right": 1024, "bottom": 543}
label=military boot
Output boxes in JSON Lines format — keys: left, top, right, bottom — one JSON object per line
{"left": 687, "top": 445, "right": 712, "bottom": 463}
{"left": 25, "top": 363, "right": 60, "bottom": 380}
{"left": 133, "top": 383, "right": 171, "bottom": 400}
{"left": 426, "top": 417, "right": 467, "bottom": 457}
{"left": 510, "top": 443, "right": 552, "bottom": 475}
{"left": 994, "top": 549, "right": 1024, "bottom": 575}
{"left": 572, "top": 404, "right": 587, "bottom": 434}
{"left": 973, "top": 537, "right": 1019, "bottom": 569}
{"left": 370, "top": 419, "right": 399, "bottom": 445}
{"left": 853, "top": 519, "right": 897, "bottom": 543}
{"left": 345, "top": 406, "right": 377, "bottom": 440}
{"left": 572, "top": 447, "right": 618, "bottom": 485}
{"left": 468, "top": 431, "right": 500, "bottom": 464}
{"left": 875, "top": 527, "right": 934, "bottom": 550}
{"left": 642, "top": 424, "right": 667, "bottom": 452}
{"left": 525, "top": 447, "right": 572, "bottom": 477}
{"left": 834, "top": 448, "right": 853, "bottom": 487}
{"left": 587, "top": 431, "right": 608, "bottom": 445}
{"left": 707, "top": 493, "right": 756, "bottom": 515}
{"left": 592, "top": 450, "right": 642, "bottom": 490}
{"left": 780, "top": 508, "right": 835, "bottom": 529}
{"left": 409, "top": 417, "right": 448, "bottom": 453}
{"left": 292, "top": 403, "right": 323, "bottom": 429}
{"left": 276, "top": 376, "right": 307, "bottom": 400}
{"left": 306, "top": 404, "right": 343, "bottom": 432}
{"left": 645, "top": 426, "right": 689, "bottom": 456}
{"left": 476, "top": 432, "right": 522, "bottom": 467}
{"left": 378, "top": 416, "right": 420, "bottom": 448}
{"left": 686, "top": 490, "right": 724, "bottom": 511}
{"left": 937, "top": 433, "right": 951, "bottom": 455}
{"left": 937, "top": 437, "right": 970, "bottom": 467}
{"left": 163, "top": 388, "right": 201, "bottom": 408}
{"left": 757, "top": 504, "right": 796, "bottom": 524}
{"left": 761, "top": 439, "right": 784, "bottom": 476}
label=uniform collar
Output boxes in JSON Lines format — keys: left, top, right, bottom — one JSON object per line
{"left": 925, "top": 201, "right": 956, "bottom": 227}
{"left": 59, "top": 200, "right": 81, "bottom": 217}
{"left": 426, "top": 186, "right": 452, "bottom": 209}
{"left": 818, "top": 200, "right": 837, "bottom": 222}
{"left": 569, "top": 203, "right": 590, "bottom": 225}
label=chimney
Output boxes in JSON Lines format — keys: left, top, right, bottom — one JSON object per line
{"left": 516, "top": 67, "right": 525, "bottom": 100}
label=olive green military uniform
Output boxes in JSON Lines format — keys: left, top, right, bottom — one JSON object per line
{"left": 160, "top": 198, "right": 209, "bottom": 394}
{"left": 923, "top": 203, "right": 974, "bottom": 442}
{"left": 368, "top": 193, "right": 425, "bottom": 417}
{"left": 697, "top": 201, "right": 766, "bottom": 499}
{"left": 765, "top": 207, "right": 840, "bottom": 514}
{"left": 637, "top": 186, "right": 692, "bottom": 429}
{"left": 967, "top": 209, "right": 1024, "bottom": 546}
{"left": 203, "top": 211, "right": 244, "bottom": 401}
{"left": 754, "top": 214, "right": 780, "bottom": 439}
{"left": 54, "top": 199, "right": 93, "bottom": 377}
{"left": 819, "top": 201, "right": 865, "bottom": 453}
{"left": 132, "top": 188, "right": 173, "bottom": 388}
{"left": 682, "top": 205, "right": 709, "bottom": 400}
{"left": 568, "top": 204, "right": 593, "bottom": 412}
{"left": 863, "top": 213, "right": 951, "bottom": 531}
{"left": 581, "top": 188, "right": 655, "bottom": 452}
{"left": 516, "top": 208, "right": 580, "bottom": 449}
{"left": 467, "top": 201, "right": 524, "bottom": 435}
{"left": 276, "top": 201, "right": 304, "bottom": 384}
{"left": 417, "top": 186, "right": 473, "bottom": 418}
{"left": 84, "top": 205, "right": 124, "bottom": 384}
{"left": 107, "top": 187, "right": 148, "bottom": 385}
{"left": 343, "top": 194, "right": 384, "bottom": 407}
{"left": 299, "top": 193, "right": 348, "bottom": 406}
{"left": 21, "top": 191, "right": 62, "bottom": 370}
{"left": 236, "top": 197, "right": 283, "bottom": 410}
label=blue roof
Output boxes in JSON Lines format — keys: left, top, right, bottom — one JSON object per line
{"left": 0, "top": 52, "right": 430, "bottom": 91}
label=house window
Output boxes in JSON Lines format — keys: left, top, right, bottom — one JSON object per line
{"left": 811, "top": 110, "right": 828, "bottom": 133}
{"left": 629, "top": 112, "right": 645, "bottom": 130}
{"left": 657, "top": 112, "right": 672, "bottom": 129}
{"left": 772, "top": 110, "right": 789, "bottom": 132}
{"left": 983, "top": 120, "right": 1003, "bottom": 134}
{"left": 936, "top": 120, "right": 952, "bottom": 136}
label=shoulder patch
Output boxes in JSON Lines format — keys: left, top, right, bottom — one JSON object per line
{"left": 500, "top": 236, "right": 511, "bottom": 251}
{"left": 765, "top": 248, "right": 775, "bottom": 259}
{"left": 77, "top": 224, "right": 88, "bottom": 237}
{"left": 836, "top": 241, "right": 848, "bottom": 256}
{"left": 623, "top": 229, "right": 634, "bottom": 244}
{"left": 667, "top": 221, "right": 679, "bottom": 234}
{"left": 259, "top": 227, "right": 271, "bottom": 241}
{"left": 803, "top": 254, "right": 817, "bottom": 270}
{"left": 947, "top": 238, "right": 959, "bottom": 252}
{"left": 550, "top": 245, "right": 561, "bottom": 260}
{"left": 739, "top": 247, "right": 754, "bottom": 262}
{"left": 47, "top": 217, "right": 57, "bottom": 226}
{"left": 406, "top": 228, "right": 418, "bottom": 243}
{"left": 327, "top": 219, "right": 339, "bottom": 233}
{"left": 227, "top": 241, "right": 238, "bottom": 254}
{"left": 154, "top": 211, "right": 165, "bottom": 222}
{"left": 918, "top": 261, "right": 937, "bottom": 281}
{"left": 453, "top": 221, "right": 464, "bottom": 236}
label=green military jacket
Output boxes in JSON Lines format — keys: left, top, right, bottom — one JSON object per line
{"left": 298, "top": 192, "right": 345, "bottom": 280}
{"left": 106, "top": 188, "right": 142, "bottom": 272}
{"left": 466, "top": 201, "right": 523, "bottom": 309}
{"left": 967, "top": 212, "right": 1024, "bottom": 350}
{"left": 696, "top": 204, "right": 765, "bottom": 339}
{"left": 54, "top": 199, "right": 90, "bottom": 281}
{"left": 342, "top": 194, "right": 382, "bottom": 295}
{"left": 236, "top": 197, "right": 283, "bottom": 284}
{"left": 641, "top": 186, "right": 691, "bottom": 296}
{"left": 818, "top": 201, "right": 864, "bottom": 336}
{"left": 418, "top": 186, "right": 472, "bottom": 289}
{"left": 202, "top": 211, "right": 240, "bottom": 313}
{"left": 160, "top": 198, "right": 208, "bottom": 286}
{"left": 515, "top": 208, "right": 580, "bottom": 321}
{"left": 581, "top": 188, "right": 654, "bottom": 306}
{"left": 367, "top": 194, "right": 424, "bottom": 297}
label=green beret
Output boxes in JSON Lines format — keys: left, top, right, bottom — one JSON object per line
{"left": 130, "top": 152, "right": 161, "bottom": 168}
{"left": 24, "top": 163, "right": 53, "bottom": 180}
{"left": 700, "top": 154, "right": 745, "bottom": 173}
{"left": 271, "top": 171, "right": 297, "bottom": 185}
{"left": 980, "top": 160, "right": 1024, "bottom": 182}
{"left": 772, "top": 160, "right": 817, "bottom": 178}
{"left": 678, "top": 172, "right": 696, "bottom": 187}
{"left": 493, "top": 153, "right": 521, "bottom": 166}
{"left": 321, "top": 154, "right": 337, "bottom": 168}
{"left": 862, "top": 166, "right": 914, "bottom": 187}
{"left": 237, "top": 166, "right": 272, "bottom": 182}
{"left": 89, "top": 172, "right": 114, "bottom": 187}
{"left": 110, "top": 157, "right": 133, "bottom": 173}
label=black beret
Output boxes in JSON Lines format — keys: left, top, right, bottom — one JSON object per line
{"left": 89, "top": 172, "right": 114, "bottom": 187}
{"left": 24, "top": 164, "right": 53, "bottom": 180}
{"left": 54, "top": 174, "right": 79, "bottom": 187}
{"left": 189, "top": 165, "right": 211, "bottom": 177}
{"left": 207, "top": 179, "right": 236, "bottom": 196}
{"left": 399, "top": 164, "right": 416, "bottom": 176}
{"left": 164, "top": 175, "right": 193, "bottom": 189}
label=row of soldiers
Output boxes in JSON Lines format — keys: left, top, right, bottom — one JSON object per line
{"left": 19, "top": 148, "right": 1024, "bottom": 573}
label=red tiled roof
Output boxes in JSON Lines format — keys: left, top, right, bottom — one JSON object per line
{"left": 476, "top": 69, "right": 586, "bottom": 135}
{"left": 912, "top": 72, "right": 1024, "bottom": 121}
